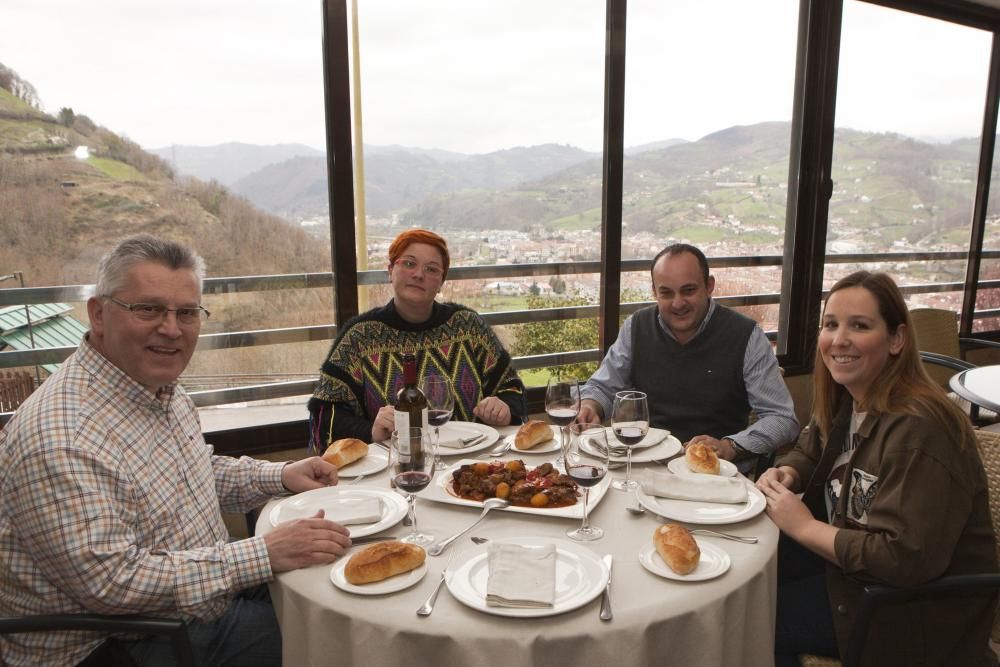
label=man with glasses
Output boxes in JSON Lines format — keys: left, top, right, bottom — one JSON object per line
{"left": 0, "top": 235, "right": 350, "bottom": 667}
{"left": 578, "top": 243, "right": 799, "bottom": 475}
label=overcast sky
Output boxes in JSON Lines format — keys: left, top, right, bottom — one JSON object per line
{"left": 2, "top": 0, "right": 993, "bottom": 154}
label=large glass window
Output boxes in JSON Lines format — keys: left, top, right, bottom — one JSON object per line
{"left": 352, "top": 0, "right": 606, "bottom": 386}
{"left": 623, "top": 0, "right": 799, "bottom": 336}
{"left": 826, "top": 2, "right": 992, "bottom": 317}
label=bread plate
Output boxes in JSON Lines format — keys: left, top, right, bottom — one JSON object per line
{"left": 512, "top": 435, "right": 562, "bottom": 454}
{"left": 634, "top": 480, "right": 766, "bottom": 525}
{"left": 667, "top": 457, "right": 738, "bottom": 478}
{"left": 638, "top": 539, "right": 731, "bottom": 581}
{"left": 434, "top": 422, "right": 501, "bottom": 455}
{"left": 269, "top": 487, "right": 408, "bottom": 537}
{"left": 421, "top": 459, "right": 612, "bottom": 520}
{"left": 446, "top": 536, "right": 608, "bottom": 617}
{"left": 336, "top": 449, "right": 389, "bottom": 478}
{"left": 329, "top": 557, "right": 428, "bottom": 595}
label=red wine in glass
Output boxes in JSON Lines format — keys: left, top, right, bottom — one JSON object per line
{"left": 546, "top": 406, "right": 578, "bottom": 426}
{"left": 428, "top": 409, "right": 453, "bottom": 427}
{"left": 612, "top": 425, "right": 646, "bottom": 446}
{"left": 394, "top": 470, "right": 432, "bottom": 494}
{"left": 567, "top": 464, "right": 606, "bottom": 488}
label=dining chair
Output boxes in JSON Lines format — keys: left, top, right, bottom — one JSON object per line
{"left": 910, "top": 308, "right": 999, "bottom": 425}
{"left": 0, "top": 612, "right": 196, "bottom": 666}
{"left": 799, "top": 428, "right": 1000, "bottom": 667}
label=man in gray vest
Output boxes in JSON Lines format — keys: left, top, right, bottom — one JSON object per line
{"left": 578, "top": 243, "right": 799, "bottom": 473}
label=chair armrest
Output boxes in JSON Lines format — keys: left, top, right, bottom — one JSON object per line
{"left": 960, "top": 337, "right": 1000, "bottom": 352}
{"left": 843, "top": 573, "right": 1000, "bottom": 667}
{"left": 919, "top": 351, "right": 976, "bottom": 372}
{"left": 0, "top": 613, "right": 195, "bottom": 666}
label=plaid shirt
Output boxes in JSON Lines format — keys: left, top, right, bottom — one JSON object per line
{"left": 0, "top": 339, "right": 286, "bottom": 667}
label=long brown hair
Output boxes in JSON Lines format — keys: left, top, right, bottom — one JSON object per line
{"left": 812, "top": 271, "right": 974, "bottom": 448}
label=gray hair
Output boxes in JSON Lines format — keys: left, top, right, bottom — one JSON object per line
{"left": 95, "top": 234, "right": 206, "bottom": 297}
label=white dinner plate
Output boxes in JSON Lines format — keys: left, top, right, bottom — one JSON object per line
{"left": 638, "top": 539, "right": 731, "bottom": 582}
{"left": 634, "top": 480, "right": 766, "bottom": 525}
{"left": 336, "top": 449, "right": 389, "bottom": 478}
{"left": 421, "top": 459, "right": 612, "bottom": 520}
{"left": 667, "top": 457, "right": 738, "bottom": 478}
{"left": 446, "top": 536, "right": 608, "bottom": 617}
{"left": 269, "top": 487, "right": 408, "bottom": 537}
{"left": 580, "top": 428, "right": 682, "bottom": 463}
{"left": 329, "top": 557, "right": 428, "bottom": 595}
{"left": 434, "top": 422, "right": 501, "bottom": 455}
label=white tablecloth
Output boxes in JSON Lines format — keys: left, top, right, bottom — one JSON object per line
{"left": 256, "top": 426, "right": 779, "bottom": 667}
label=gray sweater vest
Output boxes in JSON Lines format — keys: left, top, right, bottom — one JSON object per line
{"left": 630, "top": 305, "right": 754, "bottom": 443}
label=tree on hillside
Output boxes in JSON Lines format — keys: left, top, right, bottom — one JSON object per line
{"left": 58, "top": 107, "right": 75, "bottom": 127}
{"left": 0, "top": 63, "right": 41, "bottom": 109}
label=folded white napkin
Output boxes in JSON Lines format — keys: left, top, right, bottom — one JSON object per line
{"left": 641, "top": 469, "right": 748, "bottom": 504}
{"left": 486, "top": 543, "right": 557, "bottom": 608}
{"left": 324, "top": 498, "right": 383, "bottom": 525}
{"left": 437, "top": 427, "right": 482, "bottom": 449}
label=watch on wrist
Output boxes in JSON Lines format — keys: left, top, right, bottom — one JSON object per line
{"left": 725, "top": 438, "right": 747, "bottom": 457}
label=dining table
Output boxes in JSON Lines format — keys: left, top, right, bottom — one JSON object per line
{"left": 949, "top": 364, "right": 1000, "bottom": 414}
{"left": 256, "top": 425, "right": 780, "bottom": 667}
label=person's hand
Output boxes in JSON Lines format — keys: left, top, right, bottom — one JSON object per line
{"left": 264, "top": 510, "right": 351, "bottom": 572}
{"left": 759, "top": 477, "right": 813, "bottom": 538}
{"left": 372, "top": 405, "right": 395, "bottom": 442}
{"left": 684, "top": 435, "right": 736, "bottom": 461}
{"left": 756, "top": 465, "right": 799, "bottom": 492}
{"left": 577, "top": 400, "right": 603, "bottom": 425}
{"left": 473, "top": 396, "right": 510, "bottom": 426}
{"left": 281, "top": 457, "right": 338, "bottom": 492}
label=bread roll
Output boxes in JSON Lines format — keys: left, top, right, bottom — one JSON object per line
{"left": 685, "top": 442, "right": 720, "bottom": 475}
{"left": 515, "top": 420, "right": 555, "bottom": 450}
{"left": 322, "top": 438, "right": 368, "bottom": 468}
{"left": 654, "top": 523, "right": 700, "bottom": 575}
{"left": 344, "top": 541, "right": 426, "bottom": 584}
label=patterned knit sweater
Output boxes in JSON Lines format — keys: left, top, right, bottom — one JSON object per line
{"left": 308, "top": 300, "right": 526, "bottom": 450}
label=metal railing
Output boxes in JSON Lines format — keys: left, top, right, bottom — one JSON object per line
{"left": 0, "top": 251, "right": 997, "bottom": 410}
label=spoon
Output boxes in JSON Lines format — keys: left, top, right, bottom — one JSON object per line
{"left": 427, "top": 498, "right": 509, "bottom": 556}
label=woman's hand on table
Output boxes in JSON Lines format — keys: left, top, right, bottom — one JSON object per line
{"left": 473, "top": 396, "right": 510, "bottom": 426}
{"left": 264, "top": 510, "right": 351, "bottom": 572}
{"left": 372, "top": 405, "right": 395, "bottom": 442}
{"left": 282, "top": 457, "right": 338, "bottom": 492}
{"left": 755, "top": 465, "right": 799, "bottom": 492}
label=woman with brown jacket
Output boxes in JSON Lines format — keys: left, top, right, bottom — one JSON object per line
{"left": 758, "top": 271, "right": 997, "bottom": 666}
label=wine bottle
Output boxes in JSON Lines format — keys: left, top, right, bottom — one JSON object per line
{"left": 394, "top": 354, "right": 429, "bottom": 463}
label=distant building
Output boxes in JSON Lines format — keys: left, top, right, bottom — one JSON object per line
{"left": 0, "top": 303, "right": 88, "bottom": 375}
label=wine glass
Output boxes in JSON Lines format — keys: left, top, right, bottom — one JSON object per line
{"left": 390, "top": 427, "right": 435, "bottom": 545}
{"left": 420, "top": 376, "right": 455, "bottom": 472}
{"left": 545, "top": 376, "right": 580, "bottom": 466}
{"left": 565, "top": 422, "right": 610, "bottom": 541}
{"left": 610, "top": 390, "right": 649, "bottom": 491}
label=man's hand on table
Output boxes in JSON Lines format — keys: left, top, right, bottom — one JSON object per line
{"left": 683, "top": 435, "right": 738, "bottom": 461}
{"left": 282, "top": 457, "right": 339, "bottom": 492}
{"left": 265, "top": 510, "right": 351, "bottom": 572}
{"left": 577, "top": 400, "right": 604, "bottom": 426}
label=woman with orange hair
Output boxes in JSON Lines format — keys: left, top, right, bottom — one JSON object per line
{"left": 758, "top": 271, "right": 996, "bottom": 665}
{"left": 309, "top": 229, "right": 526, "bottom": 447}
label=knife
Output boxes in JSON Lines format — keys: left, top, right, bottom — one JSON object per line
{"left": 599, "top": 554, "right": 613, "bottom": 621}
{"left": 350, "top": 534, "right": 397, "bottom": 546}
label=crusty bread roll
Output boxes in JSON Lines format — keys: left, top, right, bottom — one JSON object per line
{"left": 515, "top": 420, "right": 555, "bottom": 450}
{"left": 322, "top": 438, "right": 368, "bottom": 468}
{"left": 344, "top": 541, "right": 426, "bottom": 584}
{"left": 685, "top": 442, "right": 720, "bottom": 475}
{"left": 654, "top": 523, "right": 700, "bottom": 575}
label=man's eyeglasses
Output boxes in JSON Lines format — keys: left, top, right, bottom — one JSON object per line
{"left": 394, "top": 258, "right": 443, "bottom": 278}
{"left": 106, "top": 296, "right": 210, "bottom": 325}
